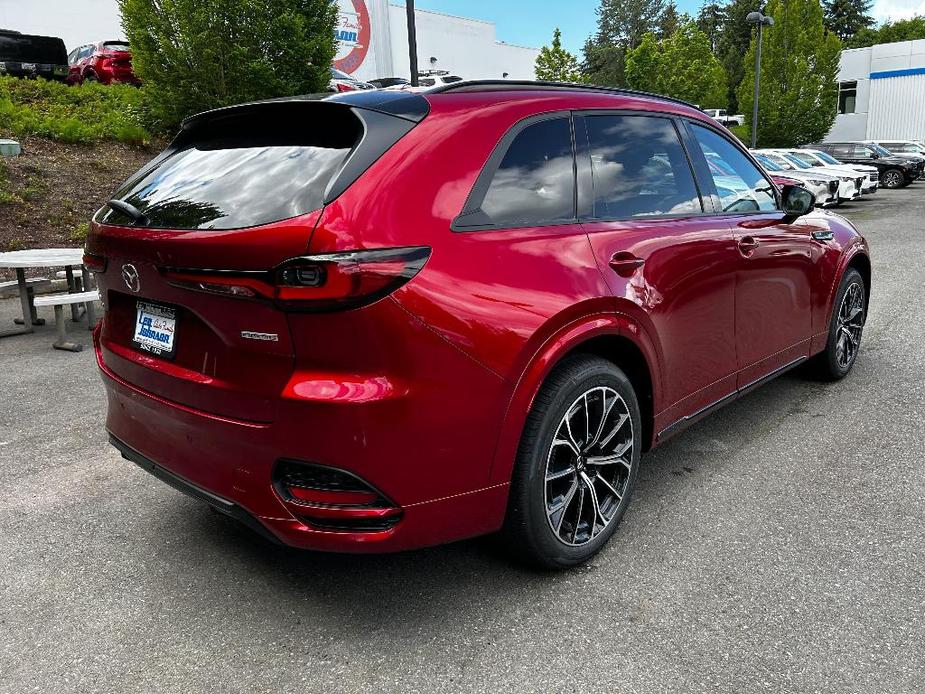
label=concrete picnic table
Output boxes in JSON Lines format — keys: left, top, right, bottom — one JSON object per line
{"left": 0, "top": 248, "right": 94, "bottom": 338}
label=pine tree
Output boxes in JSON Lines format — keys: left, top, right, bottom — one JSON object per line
{"left": 658, "top": 1, "right": 683, "bottom": 39}
{"left": 737, "top": 0, "right": 842, "bottom": 147}
{"left": 823, "top": 0, "right": 874, "bottom": 40}
{"left": 696, "top": 1, "right": 728, "bottom": 52}
{"left": 535, "top": 28, "right": 584, "bottom": 82}
{"left": 581, "top": 39, "right": 627, "bottom": 87}
{"left": 597, "top": 0, "right": 668, "bottom": 49}
{"left": 717, "top": 0, "right": 760, "bottom": 112}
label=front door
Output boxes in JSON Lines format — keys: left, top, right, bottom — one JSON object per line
{"left": 685, "top": 121, "right": 815, "bottom": 388}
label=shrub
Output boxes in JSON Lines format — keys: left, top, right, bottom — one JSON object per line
{"left": 0, "top": 76, "right": 151, "bottom": 144}
{"left": 119, "top": 0, "right": 339, "bottom": 130}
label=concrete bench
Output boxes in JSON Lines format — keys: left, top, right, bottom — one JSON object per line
{"left": 33, "top": 290, "right": 100, "bottom": 352}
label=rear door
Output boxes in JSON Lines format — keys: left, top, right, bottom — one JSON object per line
{"left": 684, "top": 120, "right": 815, "bottom": 388}
{"left": 578, "top": 112, "right": 740, "bottom": 430}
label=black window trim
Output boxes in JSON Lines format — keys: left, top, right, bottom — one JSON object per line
{"left": 451, "top": 110, "right": 579, "bottom": 232}
{"left": 574, "top": 109, "right": 709, "bottom": 224}
{"left": 679, "top": 117, "right": 783, "bottom": 217}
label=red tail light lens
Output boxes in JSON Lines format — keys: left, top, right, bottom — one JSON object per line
{"left": 82, "top": 252, "right": 107, "bottom": 273}
{"left": 335, "top": 82, "right": 356, "bottom": 92}
{"left": 162, "top": 246, "right": 430, "bottom": 312}
{"left": 275, "top": 246, "right": 431, "bottom": 311}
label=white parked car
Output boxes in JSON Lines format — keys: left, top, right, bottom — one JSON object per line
{"left": 385, "top": 71, "right": 464, "bottom": 93}
{"left": 751, "top": 151, "right": 841, "bottom": 207}
{"left": 704, "top": 108, "right": 745, "bottom": 127}
{"left": 754, "top": 149, "right": 862, "bottom": 202}
{"left": 789, "top": 148, "right": 879, "bottom": 194}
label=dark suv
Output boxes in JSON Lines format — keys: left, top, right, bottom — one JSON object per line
{"left": 816, "top": 142, "right": 920, "bottom": 188}
{"left": 0, "top": 30, "right": 68, "bottom": 82}
{"left": 88, "top": 82, "right": 871, "bottom": 568}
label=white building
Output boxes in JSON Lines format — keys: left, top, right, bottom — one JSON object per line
{"left": 335, "top": 1, "right": 538, "bottom": 82}
{"left": 4, "top": 0, "right": 538, "bottom": 83}
{"left": 829, "top": 39, "right": 925, "bottom": 140}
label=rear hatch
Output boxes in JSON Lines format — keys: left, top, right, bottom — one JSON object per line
{"left": 88, "top": 93, "right": 428, "bottom": 423}
{"left": 98, "top": 41, "right": 134, "bottom": 77}
{"left": 0, "top": 32, "right": 68, "bottom": 78}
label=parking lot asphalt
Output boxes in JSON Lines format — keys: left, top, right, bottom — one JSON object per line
{"left": 1, "top": 188, "right": 923, "bottom": 694}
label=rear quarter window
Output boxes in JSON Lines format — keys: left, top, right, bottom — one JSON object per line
{"left": 100, "top": 110, "right": 362, "bottom": 230}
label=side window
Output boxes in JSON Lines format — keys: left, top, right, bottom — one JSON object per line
{"left": 833, "top": 145, "right": 852, "bottom": 158}
{"left": 584, "top": 115, "right": 701, "bottom": 218}
{"left": 690, "top": 123, "right": 777, "bottom": 213}
{"left": 477, "top": 117, "right": 575, "bottom": 228}
{"left": 67, "top": 49, "right": 77, "bottom": 64}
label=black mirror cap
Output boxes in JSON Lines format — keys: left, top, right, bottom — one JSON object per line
{"left": 781, "top": 184, "right": 815, "bottom": 217}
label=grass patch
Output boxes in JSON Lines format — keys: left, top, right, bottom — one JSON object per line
{"left": 69, "top": 222, "right": 90, "bottom": 243}
{"left": 0, "top": 76, "right": 151, "bottom": 145}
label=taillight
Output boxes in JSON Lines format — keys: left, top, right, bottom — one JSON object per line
{"left": 82, "top": 252, "right": 107, "bottom": 273}
{"left": 162, "top": 246, "right": 430, "bottom": 312}
{"left": 335, "top": 82, "right": 355, "bottom": 92}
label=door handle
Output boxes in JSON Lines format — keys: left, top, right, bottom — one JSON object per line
{"left": 608, "top": 252, "right": 645, "bottom": 277}
{"left": 737, "top": 236, "right": 759, "bottom": 255}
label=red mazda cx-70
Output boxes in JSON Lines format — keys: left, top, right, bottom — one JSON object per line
{"left": 86, "top": 83, "right": 870, "bottom": 568}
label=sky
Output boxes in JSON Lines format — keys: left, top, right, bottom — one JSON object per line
{"left": 2, "top": 0, "right": 923, "bottom": 57}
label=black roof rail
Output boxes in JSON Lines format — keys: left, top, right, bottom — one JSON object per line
{"left": 427, "top": 79, "right": 702, "bottom": 111}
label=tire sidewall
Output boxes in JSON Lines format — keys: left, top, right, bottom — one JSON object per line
{"left": 519, "top": 359, "right": 642, "bottom": 567}
{"left": 824, "top": 268, "right": 865, "bottom": 378}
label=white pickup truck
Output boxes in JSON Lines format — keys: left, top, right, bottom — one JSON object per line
{"left": 704, "top": 108, "right": 745, "bottom": 127}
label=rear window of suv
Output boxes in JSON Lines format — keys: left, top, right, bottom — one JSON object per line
{"left": 100, "top": 109, "right": 361, "bottom": 230}
{"left": 0, "top": 33, "right": 67, "bottom": 64}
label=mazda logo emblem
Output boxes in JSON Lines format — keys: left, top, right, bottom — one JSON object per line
{"left": 121, "top": 263, "right": 140, "bottom": 293}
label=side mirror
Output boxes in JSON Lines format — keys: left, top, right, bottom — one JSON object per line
{"left": 781, "top": 184, "right": 815, "bottom": 217}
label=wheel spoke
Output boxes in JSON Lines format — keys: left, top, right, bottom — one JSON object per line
{"left": 598, "top": 413, "right": 629, "bottom": 449}
{"left": 550, "top": 480, "right": 579, "bottom": 533}
{"left": 586, "top": 390, "right": 616, "bottom": 450}
{"left": 563, "top": 406, "right": 582, "bottom": 452}
{"left": 572, "top": 487, "right": 586, "bottom": 544}
{"left": 595, "top": 473, "right": 623, "bottom": 501}
{"left": 551, "top": 436, "right": 579, "bottom": 457}
{"left": 545, "top": 466, "right": 575, "bottom": 482}
{"left": 580, "top": 471, "right": 607, "bottom": 531}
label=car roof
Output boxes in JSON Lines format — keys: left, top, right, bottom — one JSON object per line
{"left": 423, "top": 80, "right": 708, "bottom": 120}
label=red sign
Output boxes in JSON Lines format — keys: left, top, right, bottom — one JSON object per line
{"left": 333, "top": 0, "right": 371, "bottom": 75}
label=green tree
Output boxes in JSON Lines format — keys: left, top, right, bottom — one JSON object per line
{"left": 848, "top": 15, "right": 925, "bottom": 47}
{"left": 626, "top": 23, "right": 727, "bottom": 106}
{"left": 696, "top": 1, "right": 728, "bottom": 52}
{"left": 738, "top": 0, "right": 841, "bottom": 147}
{"left": 596, "top": 0, "right": 668, "bottom": 49}
{"left": 658, "top": 1, "right": 683, "bottom": 38}
{"left": 717, "top": 0, "right": 761, "bottom": 112}
{"left": 624, "top": 32, "right": 662, "bottom": 91}
{"left": 823, "top": 0, "right": 874, "bottom": 40}
{"left": 581, "top": 39, "right": 627, "bottom": 86}
{"left": 119, "top": 0, "right": 338, "bottom": 130}
{"left": 536, "top": 28, "right": 584, "bottom": 81}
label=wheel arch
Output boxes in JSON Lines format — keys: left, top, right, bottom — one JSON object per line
{"left": 847, "top": 251, "right": 872, "bottom": 311}
{"left": 489, "top": 316, "right": 662, "bottom": 486}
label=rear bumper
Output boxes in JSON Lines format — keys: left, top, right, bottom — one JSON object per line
{"left": 96, "top": 329, "right": 509, "bottom": 553}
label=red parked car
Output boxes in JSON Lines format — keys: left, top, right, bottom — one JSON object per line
{"left": 86, "top": 83, "right": 871, "bottom": 568}
{"left": 67, "top": 41, "right": 139, "bottom": 85}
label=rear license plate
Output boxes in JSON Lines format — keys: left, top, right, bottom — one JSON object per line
{"left": 133, "top": 302, "right": 177, "bottom": 358}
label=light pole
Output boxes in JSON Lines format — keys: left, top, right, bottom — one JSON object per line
{"left": 746, "top": 11, "right": 774, "bottom": 149}
{"left": 406, "top": 0, "right": 419, "bottom": 86}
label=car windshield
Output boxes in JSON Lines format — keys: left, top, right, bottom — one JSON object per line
{"left": 331, "top": 68, "right": 352, "bottom": 79}
{"left": 813, "top": 151, "right": 842, "bottom": 165}
{"left": 760, "top": 153, "right": 792, "bottom": 170}
{"left": 870, "top": 144, "right": 893, "bottom": 156}
{"left": 754, "top": 154, "right": 781, "bottom": 171}
{"left": 784, "top": 154, "right": 812, "bottom": 169}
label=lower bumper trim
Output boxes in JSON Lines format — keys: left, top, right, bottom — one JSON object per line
{"left": 109, "top": 433, "right": 282, "bottom": 545}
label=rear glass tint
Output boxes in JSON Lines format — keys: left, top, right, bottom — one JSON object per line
{"left": 102, "top": 110, "right": 361, "bottom": 230}
{"left": 0, "top": 34, "right": 67, "bottom": 63}
{"left": 103, "top": 42, "right": 130, "bottom": 52}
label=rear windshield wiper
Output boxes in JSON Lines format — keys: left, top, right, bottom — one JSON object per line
{"left": 107, "top": 199, "right": 149, "bottom": 227}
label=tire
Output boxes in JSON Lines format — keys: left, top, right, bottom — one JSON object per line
{"left": 84, "top": 72, "right": 97, "bottom": 83}
{"left": 809, "top": 268, "right": 866, "bottom": 381}
{"left": 502, "top": 354, "right": 642, "bottom": 569}
{"left": 881, "top": 168, "right": 904, "bottom": 189}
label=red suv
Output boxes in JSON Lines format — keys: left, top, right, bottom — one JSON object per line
{"left": 67, "top": 41, "right": 139, "bottom": 85}
{"left": 86, "top": 83, "right": 871, "bottom": 567}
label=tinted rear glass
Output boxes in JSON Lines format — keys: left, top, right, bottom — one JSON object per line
{"left": 102, "top": 110, "right": 361, "bottom": 230}
{"left": 0, "top": 34, "right": 67, "bottom": 63}
{"left": 102, "top": 41, "right": 130, "bottom": 52}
